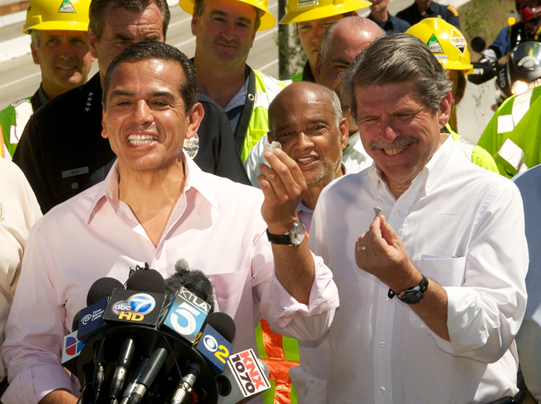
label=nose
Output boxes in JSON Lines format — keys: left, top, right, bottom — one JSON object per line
{"left": 313, "top": 24, "right": 326, "bottom": 42}
{"left": 380, "top": 116, "right": 400, "bottom": 143}
{"left": 221, "top": 22, "right": 236, "bottom": 40}
{"left": 133, "top": 100, "right": 154, "bottom": 126}
{"left": 295, "top": 131, "right": 315, "bottom": 150}
{"left": 59, "top": 40, "right": 74, "bottom": 60}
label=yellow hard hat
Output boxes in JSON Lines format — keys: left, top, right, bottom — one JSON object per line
{"left": 179, "top": 0, "right": 276, "bottom": 30}
{"left": 406, "top": 18, "right": 474, "bottom": 75}
{"left": 279, "top": 0, "right": 371, "bottom": 25}
{"left": 23, "top": 0, "right": 90, "bottom": 34}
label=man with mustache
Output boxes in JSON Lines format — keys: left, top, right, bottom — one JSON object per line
{"left": 309, "top": 34, "right": 527, "bottom": 403}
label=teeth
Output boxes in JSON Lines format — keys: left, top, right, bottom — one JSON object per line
{"left": 297, "top": 157, "right": 314, "bottom": 163}
{"left": 127, "top": 135, "right": 157, "bottom": 146}
{"left": 58, "top": 66, "right": 76, "bottom": 70}
{"left": 384, "top": 145, "right": 407, "bottom": 155}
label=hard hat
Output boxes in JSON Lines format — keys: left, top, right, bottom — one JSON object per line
{"left": 279, "top": 0, "right": 371, "bottom": 25}
{"left": 23, "top": 0, "right": 90, "bottom": 34}
{"left": 179, "top": 0, "right": 276, "bottom": 30}
{"left": 406, "top": 18, "right": 474, "bottom": 75}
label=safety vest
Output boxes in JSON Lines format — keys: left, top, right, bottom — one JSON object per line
{"left": 256, "top": 318, "right": 299, "bottom": 404}
{"left": 0, "top": 97, "right": 34, "bottom": 160}
{"left": 239, "top": 70, "right": 287, "bottom": 162}
{"left": 289, "top": 72, "right": 303, "bottom": 82}
{"left": 477, "top": 87, "right": 541, "bottom": 177}
{"left": 444, "top": 124, "right": 499, "bottom": 173}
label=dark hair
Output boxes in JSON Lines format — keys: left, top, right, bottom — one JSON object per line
{"left": 89, "top": 0, "right": 170, "bottom": 40}
{"left": 340, "top": 33, "right": 453, "bottom": 120}
{"left": 102, "top": 41, "right": 198, "bottom": 112}
{"left": 192, "top": 0, "right": 261, "bottom": 31}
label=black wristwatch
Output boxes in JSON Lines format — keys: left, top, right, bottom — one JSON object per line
{"left": 388, "top": 274, "right": 429, "bottom": 304}
{"left": 266, "top": 221, "right": 306, "bottom": 246}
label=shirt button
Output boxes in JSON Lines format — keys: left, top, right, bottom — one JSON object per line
{"left": 71, "top": 182, "right": 79, "bottom": 190}
{"left": 379, "top": 341, "right": 385, "bottom": 348}
{"left": 383, "top": 296, "right": 389, "bottom": 302}
{"left": 396, "top": 210, "right": 401, "bottom": 215}
{"left": 379, "top": 387, "right": 386, "bottom": 393}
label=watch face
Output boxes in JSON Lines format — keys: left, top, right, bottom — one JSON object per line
{"left": 289, "top": 222, "right": 306, "bottom": 246}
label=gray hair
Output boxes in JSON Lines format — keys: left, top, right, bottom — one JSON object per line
{"left": 328, "top": 89, "right": 343, "bottom": 128}
{"left": 193, "top": 0, "right": 261, "bottom": 31}
{"left": 89, "top": 0, "right": 170, "bottom": 41}
{"left": 30, "top": 30, "right": 42, "bottom": 48}
{"left": 340, "top": 33, "right": 453, "bottom": 120}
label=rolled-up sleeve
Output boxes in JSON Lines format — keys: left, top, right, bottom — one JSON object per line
{"left": 433, "top": 186, "right": 528, "bottom": 361}
{"left": 1, "top": 225, "right": 79, "bottom": 404}
{"left": 251, "top": 221, "right": 338, "bottom": 341}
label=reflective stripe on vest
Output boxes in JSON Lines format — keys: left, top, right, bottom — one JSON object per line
{"left": 0, "top": 125, "right": 6, "bottom": 158}
{"left": 240, "top": 70, "right": 287, "bottom": 162}
{"left": 256, "top": 318, "right": 299, "bottom": 404}
{"left": 497, "top": 90, "right": 533, "bottom": 134}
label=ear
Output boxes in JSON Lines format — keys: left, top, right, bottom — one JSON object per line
{"left": 314, "top": 53, "right": 322, "bottom": 82}
{"left": 438, "top": 91, "right": 453, "bottom": 128}
{"left": 191, "top": 15, "right": 198, "bottom": 36}
{"left": 88, "top": 28, "right": 99, "bottom": 59}
{"left": 101, "top": 105, "right": 109, "bottom": 139}
{"left": 185, "top": 102, "right": 205, "bottom": 140}
{"left": 339, "top": 117, "right": 349, "bottom": 150}
{"left": 30, "top": 43, "right": 40, "bottom": 65}
{"left": 351, "top": 10, "right": 358, "bottom": 16}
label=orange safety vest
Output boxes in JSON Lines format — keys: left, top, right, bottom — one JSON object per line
{"left": 256, "top": 318, "right": 299, "bottom": 404}
{"left": 0, "top": 126, "right": 6, "bottom": 158}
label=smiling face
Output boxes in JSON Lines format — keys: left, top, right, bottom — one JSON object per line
{"left": 89, "top": 3, "right": 164, "bottom": 83}
{"left": 297, "top": 14, "right": 345, "bottom": 71}
{"left": 31, "top": 30, "right": 94, "bottom": 99}
{"left": 355, "top": 81, "right": 450, "bottom": 190}
{"left": 101, "top": 59, "right": 202, "bottom": 174}
{"left": 192, "top": 0, "right": 257, "bottom": 70}
{"left": 268, "top": 84, "right": 348, "bottom": 186}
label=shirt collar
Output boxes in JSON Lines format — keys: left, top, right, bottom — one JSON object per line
{"left": 224, "top": 66, "right": 250, "bottom": 113}
{"left": 85, "top": 152, "right": 221, "bottom": 224}
{"left": 367, "top": 134, "right": 454, "bottom": 198}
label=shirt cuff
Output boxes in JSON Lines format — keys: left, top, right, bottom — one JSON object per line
{"left": 262, "top": 253, "right": 339, "bottom": 339}
{"left": 2, "top": 365, "right": 79, "bottom": 404}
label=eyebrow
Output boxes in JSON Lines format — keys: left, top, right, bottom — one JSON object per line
{"left": 209, "top": 10, "right": 253, "bottom": 25}
{"left": 274, "top": 118, "right": 329, "bottom": 133}
{"left": 109, "top": 90, "right": 176, "bottom": 99}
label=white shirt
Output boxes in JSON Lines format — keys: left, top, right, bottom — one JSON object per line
{"left": 1, "top": 155, "right": 338, "bottom": 404}
{"left": 309, "top": 136, "right": 528, "bottom": 403}
{"left": 513, "top": 164, "right": 541, "bottom": 401}
{"left": 0, "top": 159, "right": 41, "bottom": 382}
{"left": 244, "top": 132, "right": 372, "bottom": 188}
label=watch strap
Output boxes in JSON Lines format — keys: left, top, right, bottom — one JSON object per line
{"left": 266, "top": 228, "right": 291, "bottom": 245}
{"left": 388, "top": 274, "right": 429, "bottom": 304}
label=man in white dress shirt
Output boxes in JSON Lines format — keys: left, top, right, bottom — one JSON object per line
{"left": 309, "top": 33, "right": 528, "bottom": 403}
{"left": 1, "top": 41, "right": 338, "bottom": 404}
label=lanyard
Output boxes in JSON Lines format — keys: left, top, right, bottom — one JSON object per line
{"left": 234, "top": 68, "right": 256, "bottom": 153}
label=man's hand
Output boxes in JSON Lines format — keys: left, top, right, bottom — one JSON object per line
{"left": 258, "top": 149, "right": 307, "bottom": 234}
{"left": 355, "top": 215, "right": 420, "bottom": 293}
{"left": 258, "top": 148, "right": 313, "bottom": 305}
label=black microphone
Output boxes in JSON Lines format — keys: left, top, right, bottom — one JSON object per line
{"left": 119, "top": 356, "right": 149, "bottom": 404}
{"left": 106, "top": 270, "right": 167, "bottom": 402}
{"left": 126, "top": 269, "right": 166, "bottom": 294}
{"left": 127, "top": 337, "right": 171, "bottom": 404}
{"left": 169, "top": 362, "right": 201, "bottom": 404}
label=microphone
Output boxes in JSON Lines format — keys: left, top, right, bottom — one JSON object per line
{"left": 127, "top": 337, "right": 171, "bottom": 404}
{"left": 193, "top": 312, "right": 236, "bottom": 375}
{"left": 169, "top": 362, "right": 201, "bottom": 404}
{"left": 216, "top": 349, "right": 271, "bottom": 404}
{"left": 161, "top": 270, "right": 214, "bottom": 343}
{"left": 78, "top": 277, "right": 124, "bottom": 343}
{"left": 62, "top": 277, "right": 123, "bottom": 373}
{"left": 106, "top": 270, "right": 167, "bottom": 402}
{"left": 119, "top": 356, "right": 149, "bottom": 404}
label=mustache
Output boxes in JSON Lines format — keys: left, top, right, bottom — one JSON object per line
{"left": 369, "top": 136, "right": 419, "bottom": 151}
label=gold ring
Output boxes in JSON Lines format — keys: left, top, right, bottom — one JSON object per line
{"left": 358, "top": 245, "right": 366, "bottom": 251}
